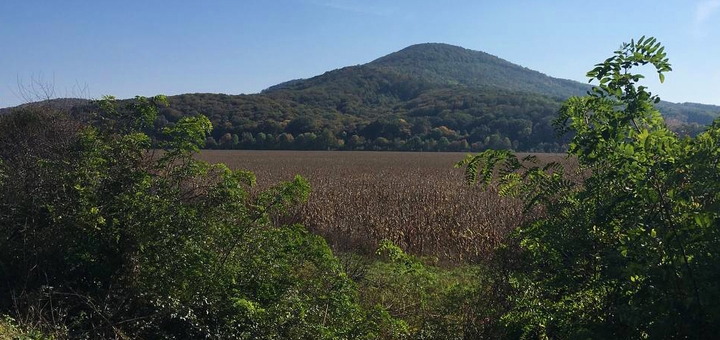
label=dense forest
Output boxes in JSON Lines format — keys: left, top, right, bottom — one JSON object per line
{"left": 4, "top": 43, "right": 718, "bottom": 152}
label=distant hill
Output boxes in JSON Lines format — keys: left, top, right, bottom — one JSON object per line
{"left": 368, "top": 43, "right": 589, "bottom": 98}
{"left": 3, "top": 43, "right": 719, "bottom": 151}
{"left": 0, "top": 98, "right": 89, "bottom": 115}
{"left": 261, "top": 78, "right": 307, "bottom": 93}
{"left": 657, "top": 101, "right": 720, "bottom": 125}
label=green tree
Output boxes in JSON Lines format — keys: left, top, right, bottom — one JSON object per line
{"left": 278, "top": 132, "right": 295, "bottom": 149}
{"left": 347, "top": 134, "right": 366, "bottom": 150}
{"left": 437, "top": 137, "right": 451, "bottom": 151}
{"left": 295, "top": 132, "right": 318, "bottom": 149}
{"left": 0, "top": 97, "right": 403, "bottom": 339}
{"left": 240, "top": 131, "right": 255, "bottom": 148}
{"left": 285, "top": 116, "right": 318, "bottom": 135}
{"left": 317, "top": 128, "right": 339, "bottom": 150}
{"left": 373, "top": 137, "right": 391, "bottom": 150}
{"left": 459, "top": 37, "right": 720, "bottom": 338}
{"left": 256, "top": 131, "right": 268, "bottom": 149}
{"left": 219, "top": 131, "right": 233, "bottom": 147}
{"left": 206, "top": 135, "right": 218, "bottom": 148}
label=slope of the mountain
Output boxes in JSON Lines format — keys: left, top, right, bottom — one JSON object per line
{"left": 261, "top": 65, "right": 435, "bottom": 116}
{"left": 368, "top": 43, "right": 590, "bottom": 98}
{"left": 261, "top": 78, "right": 306, "bottom": 93}
{"left": 657, "top": 101, "right": 720, "bottom": 125}
{"left": 3, "top": 43, "right": 718, "bottom": 152}
{"left": 0, "top": 98, "right": 90, "bottom": 115}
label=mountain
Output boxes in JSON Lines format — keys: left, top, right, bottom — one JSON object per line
{"left": 0, "top": 98, "right": 89, "bottom": 114}
{"left": 3, "top": 43, "right": 719, "bottom": 151}
{"left": 368, "top": 43, "right": 589, "bottom": 98}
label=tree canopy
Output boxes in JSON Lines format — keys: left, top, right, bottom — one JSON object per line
{"left": 5, "top": 43, "right": 716, "bottom": 153}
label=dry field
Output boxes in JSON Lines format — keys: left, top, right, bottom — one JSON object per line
{"left": 198, "top": 150, "right": 571, "bottom": 263}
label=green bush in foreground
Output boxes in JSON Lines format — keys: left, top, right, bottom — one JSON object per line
{"left": 0, "top": 97, "right": 403, "bottom": 339}
{"left": 460, "top": 37, "right": 720, "bottom": 338}
{"left": 0, "top": 315, "right": 55, "bottom": 340}
{"left": 361, "top": 240, "right": 476, "bottom": 339}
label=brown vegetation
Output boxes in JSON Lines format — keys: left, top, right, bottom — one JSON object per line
{"left": 199, "top": 150, "right": 573, "bottom": 263}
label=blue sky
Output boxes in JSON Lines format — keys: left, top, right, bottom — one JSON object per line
{"left": 1, "top": 0, "right": 718, "bottom": 108}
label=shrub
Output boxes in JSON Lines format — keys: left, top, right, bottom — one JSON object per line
{"left": 460, "top": 37, "right": 720, "bottom": 338}
{"left": 0, "top": 97, "right": 399, "bottom": 338}
{"left": 358, "top": 240, "right": 489, "bottom": 339}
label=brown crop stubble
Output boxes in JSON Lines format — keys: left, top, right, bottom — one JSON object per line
{"left": 198, "top": 150, "right": 573, "bottom": 264}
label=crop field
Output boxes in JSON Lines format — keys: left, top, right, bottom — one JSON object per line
{"left": 198, "top": 150, "right": 571, "bottom": 263}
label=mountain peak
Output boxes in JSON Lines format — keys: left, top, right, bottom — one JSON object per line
{"left": 368, "top": 43, "right": 588, "bottom": 98}
{"left": 371, "top": 43, "right": 496, "bottom": 65}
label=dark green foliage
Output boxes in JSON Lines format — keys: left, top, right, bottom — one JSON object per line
{"left": 369, "top": 43, "right": 590, "bottom": 98}
{"left": 358, "top": 240, "right": 501, "bottom": 340}
{"left": 460, "top": 37, "right": 720, "bottom": 338}
{"left": 160, "top": 85, "right": 568, "bottom": 152}
{"left": 0, "top": 315, "right": 55, "bottom": 339}
{"left": 160, "top": 56, "right": 576, "bottom": 152}
{"left": 4, "top": 44, "right": 717, "bottom": 152}
{"left": 0, "top": 99, "right": 401, "bottom": 338}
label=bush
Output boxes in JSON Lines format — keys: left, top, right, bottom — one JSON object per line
{"left": 0, "top": 97, "right": 400, "bottom": 338}
{"left": 357, "top": 240, "right": 497, "bottom": 339}
{"left": 0, "top": 315, "right": 55, "bottom": 340}
{"left": 460, "top": 37, "right": 720, "bottom": 339}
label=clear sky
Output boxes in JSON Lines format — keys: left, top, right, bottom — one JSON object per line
{"left": 1, "top": 0, "right": 718, "bottom": 108}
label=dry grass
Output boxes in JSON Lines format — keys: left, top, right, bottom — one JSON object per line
{"left": 198, "top": 150, "right": 572, "bottom": 264}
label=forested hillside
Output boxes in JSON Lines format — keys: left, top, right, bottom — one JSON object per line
{"left": 2, "top": 43, "right": 718, "bottom": 151}
{"left": 368, "top": 43, "right": 590, "bottom": 98}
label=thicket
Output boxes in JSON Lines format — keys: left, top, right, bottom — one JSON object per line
{"left": 460, "top": 37, "right": 720, "bottom": 338}
{"left": 0, "top": 97, "right": 406, "bottom": 338}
